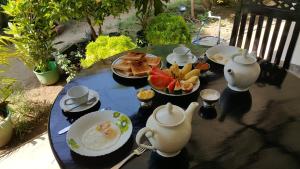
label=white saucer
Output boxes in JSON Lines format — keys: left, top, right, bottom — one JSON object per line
{"left": 166, "top": 52, "right": 198, "bottom": 67}
{"left": 59, "top": 89, "right": 99, "bottom": 113}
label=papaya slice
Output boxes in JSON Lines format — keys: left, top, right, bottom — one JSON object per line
{"left": 181, "top": 82, "right": 193, "bottom": 93}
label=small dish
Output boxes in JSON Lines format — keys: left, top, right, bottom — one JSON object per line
{"left": 136, "top": 89, "right": 155, "bottom": 108}
{"left": 200, "top": 89, "right": 220, "bottom": 106}
{"left": 59, "top": 89, "right": 99, "bottom": 113}
{"left": 66, "top": 110, "right": 132, "bottom": 157}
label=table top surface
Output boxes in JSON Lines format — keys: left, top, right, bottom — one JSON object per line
{"left": 48, "top": 45, "right": 300, "bottom": 169}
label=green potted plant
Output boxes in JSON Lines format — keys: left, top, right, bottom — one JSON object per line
{"left": 0, "top": 53, "right": 15, "bottom": 147}
{"left": 0, "top": 0, "right": 67, "bottom": 85}
{"left": 145, "top": 13, "right": 191, "bottom": 45}
{"left": 81, "top": 35, "right": 136, "bottom": 68}
{"left": 57, "top": 0, "right": 131, "bottom": 41}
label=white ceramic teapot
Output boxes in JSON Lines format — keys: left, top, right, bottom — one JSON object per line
{"left": 224, "top": 50, "right": 261, "bottom": 91}
{"left": 136, "top": 102, "right": 199, "bottom": 157}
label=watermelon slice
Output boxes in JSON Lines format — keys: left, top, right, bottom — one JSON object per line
{"left": 167, "top": 79, "right": 177, "bottom": 93}
{"left": 148, "top": 75, "right": 173, "bottom": 90}
{"left": 149, "top": 67, "right": 171, "bottom": 77}
{"left": 174, "top": 80, "right": 182, "bottom": 94}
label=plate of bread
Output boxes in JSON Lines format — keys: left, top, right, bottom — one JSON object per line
{"left": 111, "top": 52, "right": 161, "bottom": 79}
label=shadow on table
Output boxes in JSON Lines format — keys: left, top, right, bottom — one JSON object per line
{"left": 218, "top": 87, "right": 252, "bottom": 122}
{"left": 62, "top": 101, "right": 101, "bottom": 121}
{"left": 70, "top": 136, "right": 134, "bottom": 168}
{"left": 148, "top": 148, "right": 189, "bottom": 169}
{"left": 113, "top": 73, "right": 148, "bottom": 88}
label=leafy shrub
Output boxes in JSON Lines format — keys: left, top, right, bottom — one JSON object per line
{"left": 145, "top": 13, "right": 191, "bottom": 45}
{"left": 81, "top": 35, "right": 136, "bottom": 68}
{"left": 56, "top": 51, "right": 83, "bottom": 82}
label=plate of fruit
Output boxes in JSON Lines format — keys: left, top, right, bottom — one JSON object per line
{"left": 148, "top": 63, "right": 200, "bottom": 96}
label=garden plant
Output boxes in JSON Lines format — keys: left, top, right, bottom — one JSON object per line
{"left": 0, "top": 0, "right": 66, "bottom": 85}
{"left": 146, "top": 13, "right": 191, "bottom": 45}
{"left": 81, "top": 35, "right": 137, "bottom": 68}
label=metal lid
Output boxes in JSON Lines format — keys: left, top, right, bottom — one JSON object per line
{"left": 154, "top": 103, "right": 185, "bottom": 127}
{"left": 233, "top": 50, "right": 257, "bottom": 65}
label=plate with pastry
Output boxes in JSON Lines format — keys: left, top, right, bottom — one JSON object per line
{"left": 111, "top": 52, "right": 161, "bottom": 79}
{"left": 206, "top": 45, "right": 241, "bottom": 65}
{"left": 66, "top": 110, "right": 132, "bottom": 157}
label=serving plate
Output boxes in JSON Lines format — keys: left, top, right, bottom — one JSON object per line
{"left": 206, "top": 45, "right": 241, "bottom": 65}
{"left": 151, "top": 79, "right": 200, "bottom": 97}
{"left": 66, "top": 110, "right": 132, "bottom": 157}
{"left": 111, "top": 53, "right": 161, "bottom": 79}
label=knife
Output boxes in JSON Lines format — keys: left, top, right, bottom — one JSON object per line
{"left": 58, "top": 125, "right": 71, "bottom": 135}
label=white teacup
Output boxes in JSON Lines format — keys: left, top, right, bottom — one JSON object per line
{"left": 64, "top": 86, "right": 89, "bottom": 105}
{"left": 173, "top": 46, "right": 191, "bottom": 63}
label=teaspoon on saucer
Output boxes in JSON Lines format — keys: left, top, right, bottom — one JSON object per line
{"left": 64, "top": 97, "right": 97, "bottom": 112}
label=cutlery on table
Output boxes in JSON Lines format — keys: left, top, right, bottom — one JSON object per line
{"left": 111, "top": 146, "right": 147, "bottom": 169}
{"left": 57, "top": 107, "right": 111, "bottom": 135}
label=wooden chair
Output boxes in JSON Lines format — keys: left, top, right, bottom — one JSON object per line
{"left": 229, "top": 0, "right": 300, "bottom": 69}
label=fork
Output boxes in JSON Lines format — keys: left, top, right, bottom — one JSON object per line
{"left": 111, "top": 146, "right": 147, "bottom": 169}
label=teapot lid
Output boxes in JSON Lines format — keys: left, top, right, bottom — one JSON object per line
{"left": 154, "top": 103, "right": 185, "bottom": 127}
{"left": 233, "top": 50, "right": 257, "bottom": 65}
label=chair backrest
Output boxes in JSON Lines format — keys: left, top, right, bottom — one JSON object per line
{"left": 229, "top": 0, "right": 300, "bottom": 69}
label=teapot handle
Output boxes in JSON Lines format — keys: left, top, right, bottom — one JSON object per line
{"left": 136, "top": 127, "right": 155, "bottom": 150}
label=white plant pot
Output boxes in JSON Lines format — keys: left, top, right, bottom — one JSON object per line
{"left": 0, "top": 108, "right": 13, "bottom": 147}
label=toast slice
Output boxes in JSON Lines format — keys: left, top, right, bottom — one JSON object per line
{"left": 146, "top": 57, "right": 161, "bottom": 67}
{"left": 121, "top": 52, "right": 146, "bottom": 61}
{"left": 130, "top": 61, "right": 151, "bottom": 76}
{"left": 112, "top": 61, "right": 131, "bottom": 72}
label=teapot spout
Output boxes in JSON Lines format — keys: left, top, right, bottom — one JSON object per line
{"left": 227, "top": 69, "right": 236, "bottom": 86}
{"left": 185, "top": 102, "right": 199, "bottom": 124}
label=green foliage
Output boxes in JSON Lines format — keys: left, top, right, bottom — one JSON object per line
{"left": 146, "top": 13, "right": 191, "bottom": 45}
{"left": 0, "top": 0, "right": 66, "bottom": 72}
{"left": 134, "top": 0, "right": 170, "bottom": 30}
{"left": 57, "top": 0, "right": 131, "bottom": 39}
{"left": 81, "top": 35, "right": 136, "bottom": 68}
{"left": 56, "top": 51, "right": 83, "bottom": 82}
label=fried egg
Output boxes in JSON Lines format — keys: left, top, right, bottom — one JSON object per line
{"left": 81, "top": 121, "right": 120, "bottom": 150}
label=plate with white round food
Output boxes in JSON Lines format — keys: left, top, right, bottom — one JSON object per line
{"left": 206, "top": 45, "right": 241, "bottom": 65}
{"left": 66, "top": 110, "right": 132, "bottom": 157}
{"left": 111, "top": 52, "right": 161, "bottom": 79}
